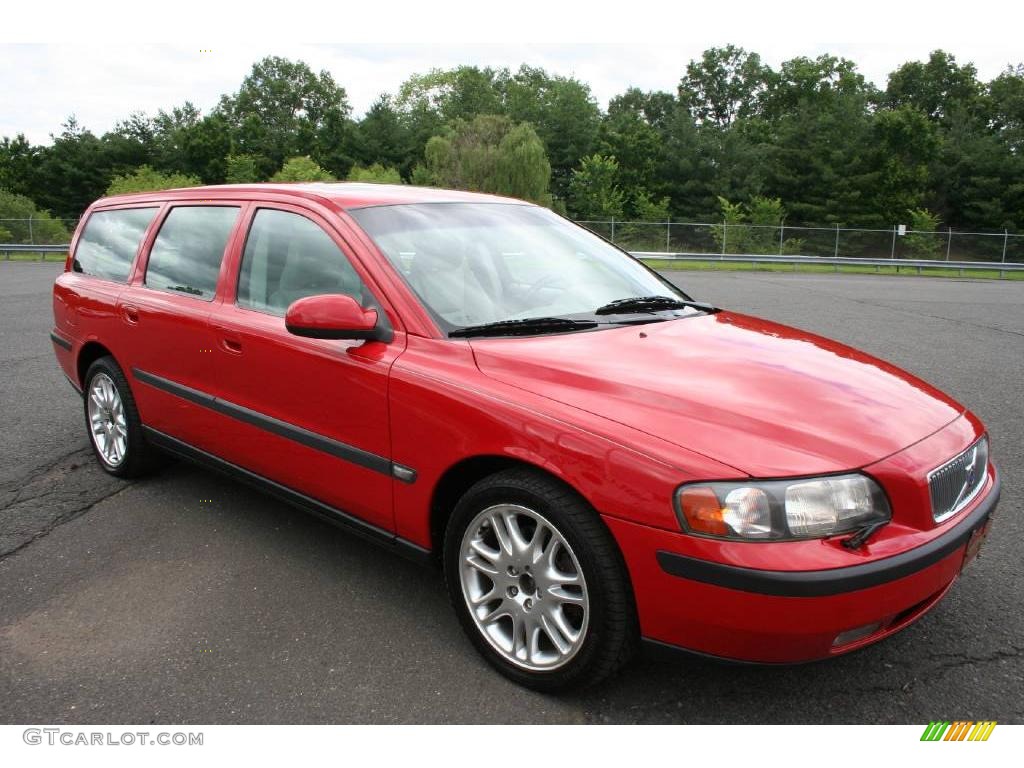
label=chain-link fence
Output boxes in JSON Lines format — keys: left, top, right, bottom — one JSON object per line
{"left": 0, "top": 217, "right": 80, "bottom": 245}
{"left": 3, "top": 216, "right": 1022, "bottom": 264}
{"left": 575, "top": 221, "right": 1024, "bottom": 264}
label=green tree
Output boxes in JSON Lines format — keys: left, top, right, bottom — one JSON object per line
{"left": 631, "top": 189, "right": 671, "bottom": 222}
{"left": 493, "top": 123, "right": 551, "bottom": 204}
{"left": 218, "top": 56, "right": 353, "bottom": 178}
{"left": 354, "top": 95, "right": 414, "bottom": 174}
{"left": 502, "top": 66, "right": 601, "bottom": 199}
{"left": 760, "top": 56, "right": 879, "bottom": 226}
{"left": 150, "top": 105, "right": 232, "bottom": 183}
{"left": 224, "top": 153, "right": 262, "bottom": 183}
{"left": 102, "top": 112, "right": 155, "bottom": 176}
{"left": 615, "top": 190, "right": 672, "bottom": 250}
{"left": 3, "top": 49, "right": 1024, "bottom": 235}
{"left": 868, "top": 106, "right": 938, "bottom": 222}
{"left": 903, "top": 208, "right": 943, "bottom": 258}
{"left": 711, "top": 195, "right": 785, "bottom": 254}
{"left": 270, "top": 156, "right": 336, "bottom": 182}
{"left": 567, "top": 154, "right": 625, "bottom": 220}
{"left": 0, "top": 189, "right": 72, "bottom": 243}
{"left": 105, "top": 165, "right": 201, "bottom": 195}
{"left": 347, "top": 163, "right": 403, "bottom": 183}
{"left": 657, "top": 107, "right": 718, "bottom": 219}
{"left": 609, "top": 88, "right": 677, "bottom": 131}
{"left": 884, "top": 51, "right": 984, "bottom": 122}
{"left": 0, "top": 134, "right": 40, "bottom": 200}
{"left": 421, "top": 115, "right": 550, "bottom": 203}
{"left": 32, "top": 118, "right": 112, "bottom": 219}
{"left": 929, "top": 114, "right": 1024, "bottom": 232}
{"left": 397, "top": 66, "right": 504, "bottom": 124}
{"left": 599, "top": 101, "right": 663, "bottom": 204}
{"left": 989, "top": 64, "right": 1024, "bottom": 153}
{"left": 678, "top": 45, "right": 773, "bottom": 127}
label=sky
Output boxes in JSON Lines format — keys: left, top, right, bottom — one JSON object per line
{"left": 1, "top": 2, "right": 1022, "bottom": 145}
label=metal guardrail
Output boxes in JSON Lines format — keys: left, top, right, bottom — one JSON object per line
{"left": 3, "top": 244, "right": 1022, "bottom": 277}
{"left": 1, "top": 244, "right": 70, "bottom": 260}
{"left": 631, "top": 252, "right": 1024, "bottom": 277}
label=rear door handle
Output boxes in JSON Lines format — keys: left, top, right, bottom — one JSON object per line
{"left": 121, "top": 304, "right": 139, "bottom": 324}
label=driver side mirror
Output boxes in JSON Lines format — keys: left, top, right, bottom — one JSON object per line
{"left": 285, "top": 294, "right": 393, "bottom": 343}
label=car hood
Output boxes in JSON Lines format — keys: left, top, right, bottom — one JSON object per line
{"left": 469, "top": 311, "right": 964, "bottom": 477}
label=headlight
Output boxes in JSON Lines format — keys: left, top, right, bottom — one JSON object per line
{"left": 675, "top": 474, "right": 891, "bottom": 541}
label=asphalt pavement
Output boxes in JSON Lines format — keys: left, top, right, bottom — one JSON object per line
{"left": 0, "top": 261, "right": 1021, "bottom": 724}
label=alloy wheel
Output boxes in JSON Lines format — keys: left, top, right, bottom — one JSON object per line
{"left": 87, "top": 372, "right": 128, "bottom": 467}
{"left": 459, "top": 503, "right": 590, "bottom": 671}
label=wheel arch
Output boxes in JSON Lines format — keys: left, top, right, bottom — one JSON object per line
{"left": 76, "top": 340, "right": 118, "bottom": 388}
{"left": 428, "top": 454, "right": 593, "bottom": 558}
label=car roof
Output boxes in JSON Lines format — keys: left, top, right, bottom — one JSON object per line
{"left": 95, "top": 182, "right": 529, "bottom": 211}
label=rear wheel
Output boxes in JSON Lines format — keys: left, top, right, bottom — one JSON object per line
{"left": 83, "top": 356, "right": 159, "bottom": 478}
{"left": 444, "top": 468, "right": 639, "bottom": 691}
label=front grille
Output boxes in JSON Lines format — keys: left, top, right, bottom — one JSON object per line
{"left": 928, "top": 436, "right": 989, "bottom": 522}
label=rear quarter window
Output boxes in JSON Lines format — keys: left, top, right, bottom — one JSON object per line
{"left": 73, "top": 207, "right": 159, "bottom": 282}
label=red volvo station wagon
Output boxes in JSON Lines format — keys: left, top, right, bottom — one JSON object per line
{"left": 51, "top": 183, "right": 1000, "bottom": 690}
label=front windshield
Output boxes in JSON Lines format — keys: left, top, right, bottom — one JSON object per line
{"left": 349, "top": 202, "right": 688, "bottom": 333}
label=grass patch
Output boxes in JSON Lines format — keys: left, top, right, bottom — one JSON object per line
{"left": 639, "top": 258, "right": 1024, "bottom": 280}
{"left": 3, "top": 251, "right": 67, "bottom": 262}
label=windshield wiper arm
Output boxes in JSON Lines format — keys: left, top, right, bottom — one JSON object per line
{"left": 449, "top": 317, "right": 598, "bottom": 339}
{"left": 841, "top": 521, "right": 888, "bottom": 550}
{"left": 594, "top": 295, "right": 717, "bottom": 315}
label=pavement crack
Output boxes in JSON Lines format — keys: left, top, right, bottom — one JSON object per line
{"left": 923, "top": 645, "right": 1024, "bottom": 670}
{"left": 0, "top": 482, "right": 132, "bottom": 563}
{"left": 0, "top": 448, "right": 133, "bottom": 561}
{"left": 0, "top": 446, "right": 94, "bottom": 498}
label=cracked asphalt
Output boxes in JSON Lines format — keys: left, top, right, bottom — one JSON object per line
{"left": 0, "top": 261, "right": 1021, "bottom": 724}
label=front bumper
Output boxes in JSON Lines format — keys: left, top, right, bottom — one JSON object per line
{"left": 607, "top": 469, "right": 999, "bottom": 663}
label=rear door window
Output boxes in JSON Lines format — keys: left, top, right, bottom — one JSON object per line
{"left": 145, "top": 206, "right": 240, "bottom": 300}
{"left": 73, "top": 207, "right": 158, "bottom": 282}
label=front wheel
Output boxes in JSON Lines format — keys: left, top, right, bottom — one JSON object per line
{"left": 443, "top": 468, "right": 639, "bottom": 691}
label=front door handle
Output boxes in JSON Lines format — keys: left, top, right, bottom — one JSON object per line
{"left": 221, "top": 337, "right": 243, "bottom": 354}
{"left": 121, "top": 304, "right": 139, "bottom": 324}
{"left": 212, "top": 326, "right": 243, "bottom": 355}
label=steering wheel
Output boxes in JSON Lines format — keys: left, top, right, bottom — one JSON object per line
{"left": 523, "top": 271, "right": 566, "bottom": 303}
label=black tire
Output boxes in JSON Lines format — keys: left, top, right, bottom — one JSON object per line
{"left": 443, "top": 467, "right": 639, "bottom": 691}
{"left": 82, "top": 356, "right": 160, "bottom": 478}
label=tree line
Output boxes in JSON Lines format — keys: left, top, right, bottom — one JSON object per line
{"left": 1, "top": 47, "right": 1022, "bottom": 245}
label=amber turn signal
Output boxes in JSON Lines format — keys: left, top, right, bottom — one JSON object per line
{"left": 678, "top": 486, "right": 728, "bottom": 536}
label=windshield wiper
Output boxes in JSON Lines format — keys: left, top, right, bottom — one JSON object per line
{"left": 449, "top": 317, "right": 599, "bottom": 339}
{"left": 594, "top": 295, "right": 717, "bottom": 315}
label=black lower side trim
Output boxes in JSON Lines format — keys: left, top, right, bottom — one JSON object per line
{"left": 66, "top": 374, "right": 83, "bottom": 395}
{"left": 657, "top": 470, "right": 1000, "bottom": 597}
{"left": 132, "top": 367, "right": 414, "bottom": 483}
{"left": 50, "top": 330, "right": 72, "bottom": 351}
{"left": 143, "top": 426, "right": 432, "bottom": 566}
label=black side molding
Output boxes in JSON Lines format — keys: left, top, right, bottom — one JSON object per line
{"left": 143, "top": 426, "right": 432, "bottom": 566}
{"left": 50, "top": 331, "right": 72, "bottom": 351}
{"left": 657, "top": 470, "right": 1000, "bottom": 597}
{"left": 132, "top": 368, "right": 416, "bottom": 483}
